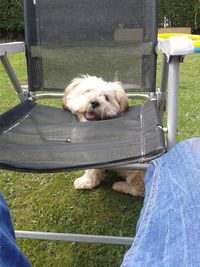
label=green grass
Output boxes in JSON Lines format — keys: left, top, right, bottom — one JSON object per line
{"left": 0, "top": 51, "right": 200, "bottom": 266}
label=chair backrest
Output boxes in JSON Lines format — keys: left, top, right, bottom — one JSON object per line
{"left": 24, "top": 0, "right": 157, "bottom": 92}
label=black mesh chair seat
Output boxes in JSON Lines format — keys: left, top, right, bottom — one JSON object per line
{"left": 0, "top": 100, "right": 165, "bottom": 172}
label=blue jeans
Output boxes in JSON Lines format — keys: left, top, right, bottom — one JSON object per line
{"left": 121, "top": 138, "right": 200, "bottom": 267}
{"left": 0, "top": 193, "right": 31, "bottom": 266}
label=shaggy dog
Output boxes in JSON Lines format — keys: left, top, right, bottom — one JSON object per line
{"left": 62, "top": 75, "right": 144, "bottom": 197}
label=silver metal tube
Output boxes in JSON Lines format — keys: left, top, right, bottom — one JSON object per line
{"left": 158, "top": 54, "right": 169, "bottom": 120}
{"left": 33, "top": 93, "right": 152, "bottom": 101}
{"left": 167, "top": 56, "right": 180, "bottom": 149}
{"left": 160, "top": 54, "right": 169, "bottom": 94}
{"left": 33, "top": 93, "right": 64, "bottom": 100}
{"left": 0, "top": 55, "right": 26, "bottom": 102}
{"left": 127, "top": 94, "right": 152, "bottom": 100}
{"left": 15, "top": 231, "right": 134, "bottom": 245}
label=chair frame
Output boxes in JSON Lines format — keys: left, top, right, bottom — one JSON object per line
{"left": 0, "top": 36, "right": 193, "bottom": 245}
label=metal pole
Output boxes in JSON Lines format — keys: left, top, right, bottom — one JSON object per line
{"left": 160, "top": 54, "right": 169, "bottom": 94}
{"left": 167, "top": 56, "right": 180, "bottom": 149}
{"left": 15, "top": 231, "right": 134, "bottom": 246}
{"left": 0, "top": 55, "right": 26, "bottom": 102}
{"left": 158, "top": 54, "right": 169, "bottom": 120}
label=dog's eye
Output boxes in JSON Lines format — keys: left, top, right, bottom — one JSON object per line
{"left": 105, "top": 95, "right": 109, "bottom": 102}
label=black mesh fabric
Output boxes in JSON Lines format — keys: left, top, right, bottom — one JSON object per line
{"left": 24, "top": 0, "right": 157, "bottom": 92}
{"left": 0, "top": 100, "right": 165, "bottom": 172}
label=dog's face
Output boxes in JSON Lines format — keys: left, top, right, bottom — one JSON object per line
{"left": 62, "top": 75, "right": 128, "bottom": 121}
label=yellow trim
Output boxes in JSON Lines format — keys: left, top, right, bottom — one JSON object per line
{"left": 158, "top": 33, "right": 200, "bottom": 41}
{"left": 194, "top": 40, "right": 200, "bottom": 47}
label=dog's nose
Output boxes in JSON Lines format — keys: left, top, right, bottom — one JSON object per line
{"left": 91, "top": 101, "right": 100, "bottom": 109}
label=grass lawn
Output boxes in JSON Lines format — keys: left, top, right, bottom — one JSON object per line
{"left": 0, "top": 51, "right": 200, "bottom": 266}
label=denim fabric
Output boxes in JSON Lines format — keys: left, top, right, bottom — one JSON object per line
{"left": 0, "top": 193, "right": 31, "bottom": 267}
{"left": 121, "top": 138, "right": 200, "bottom": 267}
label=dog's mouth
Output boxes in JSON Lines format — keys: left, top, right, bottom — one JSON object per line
{"left": 84, "top": 112, "right": 98, "bottom": 121}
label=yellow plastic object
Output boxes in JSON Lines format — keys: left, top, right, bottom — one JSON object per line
{"left": 194, "top": 40, "right": 200, "bottom": 47}
{"left": 158, "top": 33, "right": 200, "bottom": 41}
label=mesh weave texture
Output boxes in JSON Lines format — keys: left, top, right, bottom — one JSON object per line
{"left": 25, "top": 0, "right": 157, "bottom": 92}
{"left": 0, "top": 100, "right": 165, "bottom": 172}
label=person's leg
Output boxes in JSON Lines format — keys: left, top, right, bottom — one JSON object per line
{"left": 121, "top": 138, "right": 200, "bottom": 267}
{"left": 0, "top": 193, "right": 31, "bottom": 266}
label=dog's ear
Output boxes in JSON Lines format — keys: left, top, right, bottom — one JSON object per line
{"left": 113, "top": 82, "right": 128, "bottom": 112}
{"left": 62, "top": 77, "right": 84, "bottom": 110}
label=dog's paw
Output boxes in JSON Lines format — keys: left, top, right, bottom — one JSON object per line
{"left": 74, "top": 176, "right": 99, "bottom": 190}
{"left": 112, "top": 181, "right": 131, "bottom": 194}
{"left": 112, "top": 181, "right": 144, "bottom": 197}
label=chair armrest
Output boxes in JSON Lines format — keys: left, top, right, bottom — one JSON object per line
{"left": 157, "top": 36, "right": 194, "bottom": 61}
{"left": 0, "top": 42, "right": 25, "bottom": 56}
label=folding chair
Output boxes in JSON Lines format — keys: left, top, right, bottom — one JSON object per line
{"left": 0, "top": 0, "right": 194, "bottom": 245}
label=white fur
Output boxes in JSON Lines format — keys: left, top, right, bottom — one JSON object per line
{"left": 62, "top": 75, "right": 128, "bottom": 121}
{"left": 62, "top": 75, "right": 144, "bottom": 197}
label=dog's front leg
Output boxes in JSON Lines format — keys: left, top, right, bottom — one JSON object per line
{"left": 74, "top": 169, "right": 105, "bottom": 190}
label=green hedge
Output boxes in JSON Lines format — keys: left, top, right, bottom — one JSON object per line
{"left": 0, "top": 0, "right": 200, "bottom": 38}
{"left": 0, "top": 0, "right": 24, "bottom": 38}
{"left": 158, "top": 0, "right": 200, "bottom": 33}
